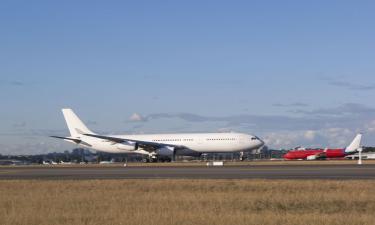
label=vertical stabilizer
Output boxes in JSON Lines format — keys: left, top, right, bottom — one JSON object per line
{"left": 62, "top": 109, "right": 94, "bottom": 137}
{"left": 345, "top": 133, "right": 362, "bottom": 153}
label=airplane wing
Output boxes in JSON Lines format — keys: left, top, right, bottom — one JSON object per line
{"left": 83, "top": 133, "right": 184, "bottom": 152}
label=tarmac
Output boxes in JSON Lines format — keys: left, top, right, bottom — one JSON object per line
{"left": 1, "top": 164, "right": 375, "bottom": 180}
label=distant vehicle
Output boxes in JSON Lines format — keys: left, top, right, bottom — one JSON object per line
{"left": 346, "top": 152, "right": 375, "bottom": 160}
{"left": 51, "top": 109, "right": 264, "bottom": 162}
{"left": 283, "top": 134, "right": 362, "bottom": 160}
{"left": 60, "top": 161, "right": 72, "bottom": 165}
{"left": 99, "top": 159, "right": 115, "bottom": 164}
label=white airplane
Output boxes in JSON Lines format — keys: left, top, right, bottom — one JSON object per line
{"left": 60, "top": 161, "right": 72, "bottom": 165}
{"left": 43, "top": 160, "right": 57, "bottom": 165}
{"left": 51, "top": 109, "right": 264, "bottom": 162}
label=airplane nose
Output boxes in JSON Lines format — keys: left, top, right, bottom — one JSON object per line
{"left": 283, "top": 153, "right": 292, "bottom": 159}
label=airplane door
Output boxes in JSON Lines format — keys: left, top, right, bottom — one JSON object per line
{"left": 238, "top": 136, "right": 246, "bottom": 149}
{"left": 239, "top": 136, "right": 245, "bottom": 145}
{"left": 195, "top": 138, "right": 204, "bottom": 151}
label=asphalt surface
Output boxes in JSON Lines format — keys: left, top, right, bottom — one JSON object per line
{"left": 1, "top": 164, "right": 375, "bottom": 180}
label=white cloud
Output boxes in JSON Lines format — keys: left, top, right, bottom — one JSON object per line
{"left": 365, "top": 120, "right": 375, "bottom": 133}
{"left": 304, "top": 130, "right": 316, "bottom": 141}
{"left": 262, "top": 127, "right": 358, "bottom": 149}
{"left": 319, "top": 128, "right": 353, "bottom": 148}
{"left": 262, "top": 132, "right": 301, "bottom": 149}
{"left": 129, "top": 113, "right": 146, "bottom": 122}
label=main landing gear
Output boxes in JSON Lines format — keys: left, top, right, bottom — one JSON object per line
{"left": 239, "top": 151, "right": 245, "bottom": 161}
{"left": 142, "top": 151, "right": 176, "bottom": 163}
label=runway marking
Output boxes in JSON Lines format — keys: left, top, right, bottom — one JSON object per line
{"left": 1, "top": 165, "right": 375, "bottom": 180}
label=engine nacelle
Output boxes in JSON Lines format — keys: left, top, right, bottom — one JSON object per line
{"left": 116, "top": 142, "right": 138, "bottom": 151}
{"left": 157, "top": 147, "right": 174, "bottom": 156}
{"left": 306, "top": 155, "right": 317, "bottom": 160}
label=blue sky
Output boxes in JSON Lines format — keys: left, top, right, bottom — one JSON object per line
{"left": 1, "top": 0, "right": 375, "bottom": 154}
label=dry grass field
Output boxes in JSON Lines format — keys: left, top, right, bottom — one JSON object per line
{"left": 1, "top": 179, "right": 375, "bottom": 225}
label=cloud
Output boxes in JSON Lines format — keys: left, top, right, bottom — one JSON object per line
{"left": 262, "top": 127, "right": 357, "bottom": 149}
{"left": 365, "top": 120, "right": 375, "bottom": 133}
{"left": 304, "top": 130, "right": 316, "bottom": 141}
{"left": 0, "top": 80, "right": 26, "bottom": 86}
{"left": 148, "top": 113, "right": 216, "bottom": 123}
{"left": 273, "top": 102, "right": 309, "bottom": 107}
{"left": 292, "top": 103, "right": 375, "bottom": 117}
{"left": 329, "top": 81, "right": 375, "bottom": 90}
{"left": 144, "top": 112, "right": 346, "bottom": 131}
{"left": 319, "top": 128, "right": 353, "bottom": 147}
{"left": 262, "top": 132, "right": 301, "bottom": 148}
{"left": 263, "top": 130, "right": 320, "bottom": 149}
{"left": 13, "top": 122, "right": 27, "bottom": 128}
{"left": 129, "top": 113, "right": 147, "bottom": 122}
{"left": 85, "top": 120, "right": 98, "bottom": 126}
{"left": 10, "top": 81, "right": 25, "bottom": 86}
{"left": 321, "top": 77, "right": 375, "bottom": 91}
{"left": 217, "top": 127, "right": 234, "bottom": 133}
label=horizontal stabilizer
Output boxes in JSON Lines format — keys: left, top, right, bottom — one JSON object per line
{"left": 50, "top": 136, "right": 92, "bottom": 147}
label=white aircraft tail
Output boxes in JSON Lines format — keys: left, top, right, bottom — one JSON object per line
{"left": 62, "top": 108, "right": 94, "bottom": 138}
{"left": 345, "top": 133, "right": 362, "bottom": 153}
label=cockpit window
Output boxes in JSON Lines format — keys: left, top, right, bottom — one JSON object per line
{"left": 251, "top": 137, "right": 258, "bottom": 140}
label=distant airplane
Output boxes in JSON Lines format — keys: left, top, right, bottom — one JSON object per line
{"left": 51, "top": 109, "right": 264, "bottom": 162}
{"left": 42, "top": 160, "right": 58, "bottom": 165}
{"left": 283, "top": 134, "right": 362, "bottom": 160}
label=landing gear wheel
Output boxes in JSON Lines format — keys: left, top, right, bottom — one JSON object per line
{"left": 240, "top": 152, "right": 245, "bottom": 161}
{"left": 149, "top": 157, "right": 158, "bottom": 163}
{"left": 172, "top": 150, "right": 176, "bottom": 162}
{"left": 142, "top": 158, "right": 150, "bottom": 163}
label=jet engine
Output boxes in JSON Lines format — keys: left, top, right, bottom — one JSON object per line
{"left": 116, "top": 142, "right": 138, "bottom": 151}
{"left": 306, "top": 155, "right": 317, "bottom": 160}
{"left": 157, "top": 147, "right": 175, "bottom": 156}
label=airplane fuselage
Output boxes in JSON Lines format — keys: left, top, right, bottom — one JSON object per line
{"left": 79, "top": 132, "right": 264, "bottom": 155}
{"left": 283, "top": 149, "right": 347, "bottom": 160}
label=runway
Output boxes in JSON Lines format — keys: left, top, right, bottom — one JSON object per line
{"left": 1, "top": 164, "right": 375, "bottom": 180}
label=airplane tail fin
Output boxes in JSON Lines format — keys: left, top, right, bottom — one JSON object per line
{"left": 62, "top": 108, "right": 94, "bottom": 138}
{"left": 345, "top": 133, "right": 362, "bottom": 153}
